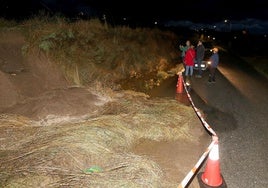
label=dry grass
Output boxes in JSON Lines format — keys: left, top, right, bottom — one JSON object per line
{"left": 240, "top": 56, "right": 268, "bottom": 79}
{"left": 18, "top": 15, "right": 180, "bottom": 90}
{"left": 0, "top": 90, "right": 197, "bottom": 188}
{"left": 0, "top": 16, "right": 204, "bottom": 188}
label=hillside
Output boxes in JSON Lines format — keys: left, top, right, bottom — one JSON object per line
{"left": 0, "top": 19, "right": 210, "bottom": 188}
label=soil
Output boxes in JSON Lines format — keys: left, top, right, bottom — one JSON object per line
{"left": 0, "top": 31, "right": 211, "bottom": 187}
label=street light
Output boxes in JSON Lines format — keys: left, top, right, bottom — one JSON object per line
{"left": 224, "top": 19, "right": 231, "bottom": 32}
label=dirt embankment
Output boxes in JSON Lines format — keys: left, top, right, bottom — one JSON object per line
{"left": 0, "top": 31, "right": 210, "bottom": 188}
{"left": 0, "top": 31, "right": 108, "bottom": 119}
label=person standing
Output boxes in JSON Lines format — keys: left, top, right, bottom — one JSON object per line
{"left": 195, "top": 40, "right": 205, "bottom": 78}
{"left": 184, "top": 45, "right": 196, "bottom": 78}
{"left": 179, "top": 40, "right": 191, "bottom": 64}
{"left": 208, "top": 47, "right": 219, "bottom": 83}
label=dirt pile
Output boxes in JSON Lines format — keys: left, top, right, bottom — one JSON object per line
{"left": 0, "top": 30, "right": 108, "bottom": 120}
{"left": 0, "top": 30, "right": 211, "bottom": 188}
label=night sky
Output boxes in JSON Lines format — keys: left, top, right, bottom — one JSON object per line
{"left": 90, "top": 0, "right": 268, "bottom": 23}
{"left": 0, "top": 0, "right": 268, "bottom": 34}
{"left": 0, "top": 0, "right": 267, "bottom": 22}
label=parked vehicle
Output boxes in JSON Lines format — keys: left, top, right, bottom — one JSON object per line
{"left": 194, "top": 59, "right": 211, "bottom": 71}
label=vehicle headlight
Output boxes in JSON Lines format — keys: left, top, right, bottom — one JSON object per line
{"left": 207, "top": 61, "right": 211, "bottom": 65}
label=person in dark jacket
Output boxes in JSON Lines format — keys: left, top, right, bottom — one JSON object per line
{"left": 195, "top": 40, "right": 205, "bottom": 78}
{"left": 208, "top": 47, "right": 219, "bottom": 83}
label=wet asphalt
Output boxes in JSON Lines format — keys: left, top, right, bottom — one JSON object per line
{"left": 148, "top": 53, "right": 268, "bottom": 188}
{"left": 188, "top": 58, "right": 268, "bottom": 187}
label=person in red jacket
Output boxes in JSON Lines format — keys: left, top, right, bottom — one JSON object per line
{"left": 184, "top": 45, "right": 196, "bottom": 78}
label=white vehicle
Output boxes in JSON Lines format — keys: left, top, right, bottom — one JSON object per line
{"left": 194, "top": 59, "right": 211, "bottom": 71}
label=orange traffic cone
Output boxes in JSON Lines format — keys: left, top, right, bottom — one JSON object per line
{"left": 176, "top": 73, "right": 184, "bottom": 94}
{"left": 197, "top": 141, "right": 227, "bottom": 188}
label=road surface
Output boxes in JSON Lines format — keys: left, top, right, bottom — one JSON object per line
{"left": 189, "top": 53, "right": 268, "bottom": 188}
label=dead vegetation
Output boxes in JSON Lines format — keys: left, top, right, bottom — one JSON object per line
{"left": 0, "top": 17, "right": 209, "bottom": 188}
{"left": 0, "top": 90, "right": 203, "bottom": 188}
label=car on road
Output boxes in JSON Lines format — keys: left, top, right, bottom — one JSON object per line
{"left": 193, "top": 41, "right": 214, "bottom": 71}
{"left": 194, "top": 58, "right": 211, "bottom": 71}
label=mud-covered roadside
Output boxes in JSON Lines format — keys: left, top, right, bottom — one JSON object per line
{"left": 0, "top": 30, "right": 211, "bottom": 187}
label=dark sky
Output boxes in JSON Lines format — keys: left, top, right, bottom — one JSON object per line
{"left": 1, "top": 0, "right": 267, "bottom": 23}
{"left": 87, "top": 0, "right": 268, "bottom": 23}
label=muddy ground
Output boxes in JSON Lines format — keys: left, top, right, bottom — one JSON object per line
{"left": 0, "top": 31, "right": 211, "bottom": 188}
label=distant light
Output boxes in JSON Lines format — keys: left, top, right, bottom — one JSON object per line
{"left": 208, "top": 35, "right": 210, "bottom": 39}
{"left": 154, "top": 21, "right": 158, "bottom": 25}
{"left": 212, "top": 37, "right": 216, "bottom": 40}
{"left": 224, "top": 19, "right": 228, "bottom": 23}
{"left": 264, "top": 34, "right": 267, "bottom": 38}
{"left": 213, "top": 25, "right": 216, "bottom": 28}
{"left": 123, "top": 17, "right": 127, "bottom": 21}
{"left": 234, "top": 36, "right": 237, "bottom": 39}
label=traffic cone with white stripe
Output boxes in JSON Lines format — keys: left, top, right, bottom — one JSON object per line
{"left": 176, "top": 72, "right": 184, "bottom": 94}
{"left": 197, "top": 140, "right": 227, "bottom": 188}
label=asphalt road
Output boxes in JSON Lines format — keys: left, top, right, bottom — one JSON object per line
{"left": 189, "top": 53, "right": 268, "bottom": 188}
{"left": 146, "top": 52, "right": 268, "bottom": 188}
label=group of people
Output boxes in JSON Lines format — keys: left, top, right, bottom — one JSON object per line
{"left": 179, "top": 40, "right": 219, "bottom": 83}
